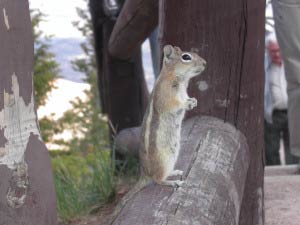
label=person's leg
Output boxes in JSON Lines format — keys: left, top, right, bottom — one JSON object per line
{"left": 275, "top": 110, "right": 299, "bottom": 164}
{"left": 273, "top": 0, "right": 300, "bottom": 157}
{"left": 264, "top": 119, "right": 281, "bottom": 165}
{"left": 283, "top": 123, "right": 299, "bottom": 164}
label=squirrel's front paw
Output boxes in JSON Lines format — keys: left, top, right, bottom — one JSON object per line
{"left": 185, "top": 98, "right": 197, "bottom": 110}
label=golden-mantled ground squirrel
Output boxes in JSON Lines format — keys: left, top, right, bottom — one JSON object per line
{"left": 110, "top": 45, "right": 206, "bottom": 223}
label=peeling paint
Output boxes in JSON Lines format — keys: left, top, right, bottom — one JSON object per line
{"left": 6, "top": 161, "right": 29, "bottom": 208}
{"left": 0, "top": 73, "right": 40, "bottom": 169}
{"left": 216, "top": 99, "right": 230, "bottom": 108}
{"left": 3, "top": 8, "right": 10, "bottom": 30}
{"left": 239, "top": 94, "right": 248, "bottom": 99}
{"left": 197, "top": 80, "right": 208, "bottom": 91}
{"left": 0, "top": 74, "right": 38, "bottom": 208}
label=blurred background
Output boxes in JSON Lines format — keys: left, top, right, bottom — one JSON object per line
{"left": 29, "top": 0, "right": 155, "bottom": 223}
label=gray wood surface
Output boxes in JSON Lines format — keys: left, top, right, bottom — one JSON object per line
{"left": 112, "top": 116, "right": 249, "bottom": 225}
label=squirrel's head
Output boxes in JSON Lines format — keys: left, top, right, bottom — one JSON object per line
{"left": 162, "top": 45, "right": 206, "bottom": 79}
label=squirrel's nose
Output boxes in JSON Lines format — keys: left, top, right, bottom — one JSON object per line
{"left": 202, "top": 60, "right": 207, "bottom": 67}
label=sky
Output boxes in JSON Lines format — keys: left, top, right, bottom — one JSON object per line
{"left": 29, "top": 0, "right": 86, "bottom": 38}
{"left": 28, "top": 0, "right": 155, "bottom": 88}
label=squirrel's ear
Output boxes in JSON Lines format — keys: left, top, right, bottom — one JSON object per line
{"left": 174, "top": 46, "right": 182, "bottom": 52}
{"left": 190, "top": 47, "right": 199, "bottom": 53}
{"left": 163, "top": 45, "right": 175, "bottom": 63}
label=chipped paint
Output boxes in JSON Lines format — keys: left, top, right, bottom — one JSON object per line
{"left": 216, "top": 99, "right": 230, "bottom": 108}
{"left": 197, "top": 80, "right": 208, "bottom": 91}
{"left": 0, "top": 74, "right": 39, "bottom": 208}
{"left": 3, "top": 8, "right": 10, "bottom": 30}
{"left": 239, "top": 94, "right": 248, "bottom": 99}
{"left": 6, "top": 161, "right": 29, "bottom": 208}
{"left": 0, "top": 73, "right": 40, "bottom": 169}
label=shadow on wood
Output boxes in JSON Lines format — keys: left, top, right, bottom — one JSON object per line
{"left": 111, "top": 116, "right": 249, "bottom": 225}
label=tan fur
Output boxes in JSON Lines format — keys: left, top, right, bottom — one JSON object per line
{"left": 154, "top": 71, "right": 183, "bottom": 113}
{"left": 109, "top": 45, "right": 206, "bottom": 224}
{"left": 140, "top": 45, "right": 206, "bottom": 185}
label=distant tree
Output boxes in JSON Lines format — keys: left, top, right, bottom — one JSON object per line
{"left": 30, "top": 9, "right": 60, "bottom": 142}
{"left": 31, "top": 9, "right": 59, "bottom": 107}
{"left": 53, "top": 1, "right": 109, "bottom": 152}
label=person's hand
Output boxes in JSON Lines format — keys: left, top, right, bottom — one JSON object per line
{"left": 267, "top": 41, "right": 282, "bottom": 66}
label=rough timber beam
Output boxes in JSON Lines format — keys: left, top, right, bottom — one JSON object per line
{"left": 108, "top": 0, "right": 158, "bottom": 60}
{"left": 111, "top": 116, "right": 250, "bottom": 225}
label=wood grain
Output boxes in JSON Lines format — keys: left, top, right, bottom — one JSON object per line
{"left": 160, "top": 1, "right": 265, "bottom": 224}
{"left": 111, "top": 116, "right": 249, "bottom": 225}
{"left": 0, "top": 1, "right": 57, "bottom": 224}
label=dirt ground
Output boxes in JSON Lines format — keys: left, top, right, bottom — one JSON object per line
{"left": 265, "top": 174, "right": 300, "bottom": 225}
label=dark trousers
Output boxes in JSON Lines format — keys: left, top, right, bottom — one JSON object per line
{"left": 264, "top": 110, "right": 299, "bottom": 165}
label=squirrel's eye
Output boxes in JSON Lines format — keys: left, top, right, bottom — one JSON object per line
{"left": 181, "top": 53, "right": 192, "bottom": 62}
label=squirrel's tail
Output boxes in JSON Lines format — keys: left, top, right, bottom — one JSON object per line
{"left": 109, "top": 176, "right": 152, "bottom": 224}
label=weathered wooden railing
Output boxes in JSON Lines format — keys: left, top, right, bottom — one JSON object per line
{"left": 113, "top": 116, "right": 249, "bottom": 225}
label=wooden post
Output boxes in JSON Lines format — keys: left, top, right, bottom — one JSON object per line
{"left": 111, "top": 116, "right": 250, "bottom": 225}
{"left": 89, "top": 0, "right": 149, "bottom": 133}
{"left": 160, "top": 1, "right": 265, "bottom": 224}
{"left": 108, "top": 0, "right": 158, "bottom": 60}
{"left": 0, "top": 1, "right": 57, "bottom": 224}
